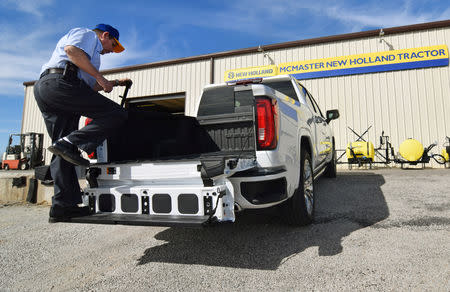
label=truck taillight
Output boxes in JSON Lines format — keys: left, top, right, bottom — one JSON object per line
{"left": 256, "top": 97, "right": 278, "bottom": 150}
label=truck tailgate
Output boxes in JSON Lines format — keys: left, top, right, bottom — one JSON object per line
{"left": 77, "top": 157, "right": 256, "bottom": 227}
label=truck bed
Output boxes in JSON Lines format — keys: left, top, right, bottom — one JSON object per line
{"left": 104, "top": 109, "right": 256, "bottom": 163}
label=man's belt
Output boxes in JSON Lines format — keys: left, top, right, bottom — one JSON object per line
{"left": 40, "top": 68, "right": 64, "bottom": 78}
{"left": 40, "top": 62, "right": 79, "bottom": 83}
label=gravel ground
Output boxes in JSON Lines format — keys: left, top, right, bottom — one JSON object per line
{"left": 0, "top": 169, "right": 449, "bottom": 291}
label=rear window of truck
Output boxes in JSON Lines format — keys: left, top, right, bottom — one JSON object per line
{"left": 263, "top": 80, "right": 298, "bottom": 101}
{"left": 197, "top": 87, "right": 254, "bottom": 116}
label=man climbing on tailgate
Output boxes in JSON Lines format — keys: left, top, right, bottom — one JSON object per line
{"left": 34, "top": 24, "right": 131, "bottom": 222}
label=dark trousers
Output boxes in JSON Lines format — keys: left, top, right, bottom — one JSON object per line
{"left": 33, "top": 73, "right": 127, "bottom": 207}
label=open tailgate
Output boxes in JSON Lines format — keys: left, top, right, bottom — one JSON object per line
{"left": 69, "top": 156, "right": 256, "bottom": 227}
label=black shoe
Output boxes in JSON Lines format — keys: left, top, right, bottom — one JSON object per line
{"left": 49, "top": 205, "right": 90, "bottom": 223}
{"left": 48, "top": 139, "right": 90, "bottom": 167}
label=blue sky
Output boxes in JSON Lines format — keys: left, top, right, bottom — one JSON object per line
{"left": 0, "top": 0, "right": 449, "bottom": 155}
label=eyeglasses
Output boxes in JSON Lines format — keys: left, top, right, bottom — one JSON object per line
{"left": 107, "top": 33, "right": 118, "bottom": 48}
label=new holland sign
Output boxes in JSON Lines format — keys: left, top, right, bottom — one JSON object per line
{"left": 225, "top": 65, "right": 277, "bottom": 81}
{"left": 224, "top": 45, "right": 449, "bottom": 81}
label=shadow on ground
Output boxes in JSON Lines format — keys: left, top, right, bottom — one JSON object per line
{"left": 138, "top": 172, "right": 389, "bottom": 270}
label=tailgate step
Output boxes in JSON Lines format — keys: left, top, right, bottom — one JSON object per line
{"left": 68, "top": 213, "right": 210, "bottom": 227}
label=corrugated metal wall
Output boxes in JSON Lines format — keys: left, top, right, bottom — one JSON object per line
{"left": 22, "top": 26, "right": 449, "bottom": 166}
{"left": 97, "top": 59, "right": 211, "bottom": 115}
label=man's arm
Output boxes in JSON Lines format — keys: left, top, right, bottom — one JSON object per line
{"left": 64, "top": 45, "right": 114, "bottom": 92}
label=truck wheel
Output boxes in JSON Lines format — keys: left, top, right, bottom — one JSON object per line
{"left": 281, "top": 148, "right": 314, "bottom": 226}
{"left": 20, "top": 162, "right": 29, "bottom": 170}
{"left": 4, "top": 164, "right": 9, "bottom": 170}
{"left": 323, "top": 140, "right": 337, "bottom": 178}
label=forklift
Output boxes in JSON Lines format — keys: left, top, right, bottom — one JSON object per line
{"left": 1, "top": 132, "right": 44, "bottom": 170}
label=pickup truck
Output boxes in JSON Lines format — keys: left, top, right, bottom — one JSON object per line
{"left": 73, "top": 75, "right": 339, "bottom": 227}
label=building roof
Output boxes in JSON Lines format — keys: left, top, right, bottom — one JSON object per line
{"left": 24, "top": 19, "right": 450, "bottom": 86}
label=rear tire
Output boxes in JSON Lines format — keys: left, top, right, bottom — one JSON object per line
{"left": 281, "top": 148, "right": 314, "bottom": 226}
{"left": 324, "top": 140, "right": 337, "bottom": 178}
{"left": 4, "top": 164, "right": 10, "bottom": 170}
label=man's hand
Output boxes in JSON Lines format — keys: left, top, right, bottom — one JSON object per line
{"left": 97, "top": 76, "right": 114, "bottom": 93}
{"left": 94, "top": 78, "right": 132, "bottom": 92}
{"left": 114, "top": 78, "right": 133, "bottom": 87}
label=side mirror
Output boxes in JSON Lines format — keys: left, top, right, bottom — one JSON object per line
{"left": 326, "top": 109, "right": 340, "bottom": 124}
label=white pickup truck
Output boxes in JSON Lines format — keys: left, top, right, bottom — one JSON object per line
{"left": 73, "top": 75, "right": 339, "bottom": 227}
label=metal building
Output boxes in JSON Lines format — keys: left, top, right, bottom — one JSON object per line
{"left": 22, "top": 20, "right": 450, "bottom": 166}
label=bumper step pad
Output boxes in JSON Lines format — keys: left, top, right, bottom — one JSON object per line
{"left": 68, "top": 213, "right": 211, "bottom": 227}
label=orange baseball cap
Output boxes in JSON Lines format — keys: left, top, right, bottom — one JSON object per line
{"left": 94, "top": 24, "right": 125, "bottom": 53}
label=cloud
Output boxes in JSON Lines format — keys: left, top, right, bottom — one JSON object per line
{"left": 0, "top": 26, "right": 56, "bottom": 96}
{"left": 296, "top": 1, "right": 450, "bottom": 31}
{"left": 322, "top": 3, "right": 425, "bottom": 31}
{"left": 101, "top": 27, "right": 171, "bottom": 70}
{"left": 152, "top": 0, "right": 449, "bottom": 41}
{"left": 0, "top": 119, "right": 22, "bottom": 123}
{"left": 0, "top": 2, "right": 69, "bottom": 97}
{"left": 0, "top": 129, "right": 20, "bottom": 134}
{"left": 0, "top": 53, "right": 46, "bottom": 79}
{"left": 1, "top": 0, "right": 54, "bottom": 18}
{"left": 0, "top": 81, "right": 26, "bottom": 98}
